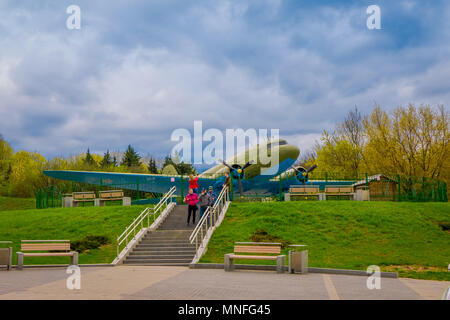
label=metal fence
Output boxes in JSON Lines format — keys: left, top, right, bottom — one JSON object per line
{"left": 231, "top": 172, "right": 447, "bottom": 203}
{"left": 35, "top": 186, "right": 63, "bottom": 209}
{"left": 36, "top": 171, "right": 447, "bottom": 208}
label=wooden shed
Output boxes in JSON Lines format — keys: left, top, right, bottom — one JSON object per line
{"left": 353, "top": 174, "right": 398, "bottom": 201}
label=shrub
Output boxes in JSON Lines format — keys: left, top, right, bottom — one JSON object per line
{"left": 71, "top": 235, "right": 109, "bottom": 253}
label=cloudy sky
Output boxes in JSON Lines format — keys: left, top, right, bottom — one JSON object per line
{"left": 0, "top": 0, "right": 449, "bottom": 161}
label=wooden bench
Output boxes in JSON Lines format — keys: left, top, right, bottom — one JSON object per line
{"left": 289, "top": 186, "right": 320, "bottom": 200}
{"left": 16, "top": 240, "right": 78, "bottom": 270}
{"left": 224, "top": 242, "right": 285, "bottom": 273}
{"left": 98, "top": 190, "right": 124, "bottom": 206}
{"left": 325, "top": 186, "right": 354, "bottom": 199}
{"left": 0, "top": 241, "right": 12, "bottom": 271}
{"left": 72, "top": 191, "right": 96, "bottom": 206}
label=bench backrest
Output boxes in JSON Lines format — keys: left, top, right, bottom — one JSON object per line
{"left": 72, "top": 192, "right": 95, "bottom": 200}
{"left": 99, "top": 190, "right": 124, "bottom": 199}
{"left": 21, "top": 241, "right": 71, "bottom": 252}
{"left": 290, "top": 186, "right": 319, "bottom": 194}
{"left": 339, "top": 187, "right": 353, "bottom": 193}
{"left": 234, "top": 243, "right": 281, "bottom": 255}
{"left": 325, "top": 186, "right": 353, "bottom": 193}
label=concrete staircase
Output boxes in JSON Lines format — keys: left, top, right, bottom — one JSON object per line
{"left": 123, "top": 205, "right": 197, "bottom": 266}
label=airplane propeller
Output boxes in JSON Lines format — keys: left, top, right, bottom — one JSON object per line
{"left": 290, "top": 164, "right": 318, "bottom": 185}
{"left": 218, "top": 159, "right": 254, "bottom": 197}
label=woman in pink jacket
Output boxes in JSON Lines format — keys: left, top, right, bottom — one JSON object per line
{"left": 184, "top": 188, "right": 199, "bottom": 226}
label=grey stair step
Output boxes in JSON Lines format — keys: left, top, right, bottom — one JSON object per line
{"left": 133, "top": 247, "right": 195, "bottom": 252}
{"left": 144, "top": 234, "right": 191, "bottom": 238}
{"left": 146, "top": 233, "right": 192, "bottom": 237}
{"left": 130, "top": 251, "right": 195, "bottom": 255}
{"left": 139, "top": 241, "right": 192, "bottom": 245}
{"left": 139, "top": 238, "right": 192, "bottom": 242}
{"left": 127, "top": 254, "right": 194, "bottom": 259}
{"left": 147, "top": 230, "right": 192, "bottom": 233}
{"left": 135, "top": 243, "right": 193, "bottom": 248}
{"left": 123, "top": 204, "right": 201, "bottom": 266}
{"left": 142, "top": 237, "right": 191, "bottom": 241}
{"left": 122, "top": 262, "right": 190, "bottom": 266}
{"left": 158, "top": 227, "right": 196, "bottom": 230}
{"left": 124, "top": 258, "right": 193, "bottom": 264}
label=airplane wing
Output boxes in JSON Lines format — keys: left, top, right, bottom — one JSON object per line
{"left": 43, "top": 170, "right": 221, "bottom": 196}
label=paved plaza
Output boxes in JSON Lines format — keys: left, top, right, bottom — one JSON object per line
{"left": 0, "top": 266, "right": 448, "bottom": 300}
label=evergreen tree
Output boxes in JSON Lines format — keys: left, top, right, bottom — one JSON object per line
{"left": 163, "top": 155, "right": 173, "bottom": 168}
{"left": 83, "top": 149, "right": 96, "bottom": 166}
{"left": 121, "top": 145, "right": 141, "bottom": 167}
{"left": 148, "top": 157, "right": 158, "bottom": 174}
{"left": 100, "top": 150, "right": 114, "bottom": 168}
{"left": 176, "top": 161, "right": 196, "bottom": 175}
{"left": 162, "top": 153, "right": 196, "bottom": 175}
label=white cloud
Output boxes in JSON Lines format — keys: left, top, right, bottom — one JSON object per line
{"left": 0, "top": 1, "right": 449, "bottom": 160}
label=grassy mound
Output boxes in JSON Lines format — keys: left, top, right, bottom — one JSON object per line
{"left": 0, "top": 205, "right": 150, "bottom": 265}
{"left": 0, "top": 196, "right": 35, "bottom": 211}
{"left": 200, "top": 201, "right": 450, "bottom": 280}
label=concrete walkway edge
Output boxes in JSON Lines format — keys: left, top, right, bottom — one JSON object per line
{"left": 189, "top": 263, "right": 399, "bottom": 278}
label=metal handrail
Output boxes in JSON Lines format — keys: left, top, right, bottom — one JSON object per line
{"left": 189, "top": 186, "right": 226, "bottom": 242}
{"left": 116, "top": 186, "right": 176, "bottom": 255}
{"left": 189, "top": 186, "right": 229, "bottom": 253}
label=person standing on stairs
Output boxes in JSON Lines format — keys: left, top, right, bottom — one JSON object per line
{"left": 223, "top": 172, "right": 231, "bottom": 190}
{"left": 198, "top": 189, "right": 211, "bottom": 221}
{"left": 189, "top": 174, "right": 199, "bottom": 194}
{"left": 208, "top": 186, "right": 216, "bottom": 206}
{"left": 184, "top": 188, "right": 199, "bottom": 226}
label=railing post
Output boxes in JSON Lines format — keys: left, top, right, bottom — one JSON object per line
{"left": 136, "top": 177, "right": 140, "bottom": 201}
{"left": 180, "top": 175, "right": 184, "bottom": 202}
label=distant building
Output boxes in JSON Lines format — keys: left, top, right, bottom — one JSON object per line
{"left": 353, "top": 174, "right": 398, "bottom": 201}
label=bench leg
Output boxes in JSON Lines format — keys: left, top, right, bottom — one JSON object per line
{"left": 71, "top": 252, "right": 79, "bottom": 265}
{"left": 7, "top": 247, "right": 12, "bottom": 271}
{"left": 17, "top": 252, "right": 24, "bottom": 270}
{"left": 276, "top": 255, "right": 285, "bottom": 273}
{"left": 224, "top": 254, "right": 234, "bottom": 272}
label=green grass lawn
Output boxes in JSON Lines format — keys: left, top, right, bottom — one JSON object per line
{"left": 0, "top": 196, "right": 36, "bottom": 211}
{"left": 200, "top": 201, "right": 450, "bottom": 281}
{"left": 0, "top": 204, "right": 153, "bottom": 265}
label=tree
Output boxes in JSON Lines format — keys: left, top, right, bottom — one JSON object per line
{"left": 121, "top": 145, "right": 141, "bottom": 167}
{"left": 314, "top": 107, "right": 365, "bottom": 177}
{"left": 0, "top": 135, "right": 13, "bottom": 188}
{"left": 83, "top": 149, "right": 96, "bottom": 167}
{"left": 100, "top": 150, "right": 114, "bottom": 169}
{"left": 148, "top": 157, "right": 158, "bottom": 174}
{"left": 362, "top": 104, "right": 449, "bottom": 179}
{"left": 9, "top": 151, "right": 47, "bottom": 197}
{"left": 162, "top": 164, "right": 178, "bottom": 175}
{"left": 176, "top": 161, "right": 196, "bottom": 175}
{"left": 162, "top": 155, "right": 173, "bottom": 168}
{"left": 171, "top": 151, "right": 196, "bottom": 175}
